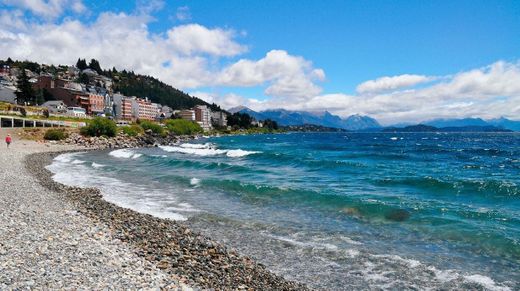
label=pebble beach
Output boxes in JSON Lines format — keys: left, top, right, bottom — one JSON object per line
{"left": 0, "top": 132, "right": 306, "bottom": 290}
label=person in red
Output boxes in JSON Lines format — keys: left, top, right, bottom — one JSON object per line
{"left": 5, "top": 134, "right": 12, "bottom": 148}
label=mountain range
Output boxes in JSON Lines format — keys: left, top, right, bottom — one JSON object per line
{"left": 229, "top": 106, "right": 520, "bottom": 131}
{"left": 228, "top": 106, "right": 381, "bottom": 130}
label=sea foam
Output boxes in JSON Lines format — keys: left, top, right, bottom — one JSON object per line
{"left": 109, "top": 149, "right": 142, "bottom": 159}
{"left": 159, "top": 144, "right": 260, "bottom": 157}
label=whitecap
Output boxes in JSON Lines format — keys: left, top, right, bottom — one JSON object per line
{"left": 226, "top": 149, "right": 260, "bottom": 157}
{"left": 463, "top": 274, "right": 512, "bottom": 291}
{"left": 180, "top": 143, "right": 212, "bottom": 149}
{"left": 71, "top": 159, "right": 85, "bottom": 164}
{"left": 390, "top": 137, "right": 398, "bottom": 140}
{"left": 190, "top": 177, "right": 200, "bottom": 186}
{"left": 92, "top": 162, "right": 105, "bottom": 168}
{"left": 159, "top": 145, "right": 260, "bottom": 158}
{"left": 109, "top": 149, "right": 142, "bottom": 159}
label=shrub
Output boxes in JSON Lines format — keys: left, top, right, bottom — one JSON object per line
{"left": 165, "top": 119, "right": 203, "bottom": 135}
{"left": 80, "top": 117, "right": 117, "bottom": 137}
{"left": 120, "top": 125, "right": 144, "bottom": 137}
{"left": 139, "top": 121, "right": 164, "bottom": 135}
{"left": 44, "top": 129, "right": 68, "bottom": 140}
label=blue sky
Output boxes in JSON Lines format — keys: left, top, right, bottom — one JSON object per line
{"left": 1, "top": 0, "right": 519, "bottom": 123}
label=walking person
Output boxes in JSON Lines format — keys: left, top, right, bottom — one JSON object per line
{"left": 5, "top": 134, "right": 12, "bottom": 148}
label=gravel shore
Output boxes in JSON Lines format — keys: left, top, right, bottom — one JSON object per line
{"left": 1, "top": 133, "right": 307, "bottom": 290}
{"left": 0, "top": 139, "right": 188, "bottom": 289}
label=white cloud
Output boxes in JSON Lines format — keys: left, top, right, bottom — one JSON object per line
{"left": 218, "top": 50, "right": 324, "bottom": 99}
{"left": 190, "top": 91, "right": 257, "bottom": 110}
{"left": 167, "top": 24, "right": 247, "bottom": 57}
{"left": 175, "top": 6, "right": 191, "bottom": 21}
{"left": 234, "top": 60, "right": 520, "bottom": 124}
{"left": 356, "top": 74, "right": 433, "bottom": 94}
{"left": 2, "top": 0, "right": 86, "bottom": 18}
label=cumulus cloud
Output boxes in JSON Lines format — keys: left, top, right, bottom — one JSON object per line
{"left": 218, "top": 50, "right": 325, "bottom": 99}
{"left": 356, "top": 74, "right": 433, "bottom": 94}
{"left": 311, "top": 61, "right": 520, "bottom": 124}
{"left": 167, "top": 24, "right": 247, "bottom": 57}
{"left": 2, "top": 0, "right": 86, "bottom": 18}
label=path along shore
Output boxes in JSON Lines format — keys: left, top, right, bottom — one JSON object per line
{"left": 0, "top": 130, "right": 306, "bottom": 290}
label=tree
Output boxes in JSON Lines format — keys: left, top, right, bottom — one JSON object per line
{"left": 35, "top": 88, "right": 44, "bottom": 105}
{"left": 79, "top": 73, "right": 90, "bottom": 84}
{"left": 263, "top": 119, "right": 278, "bottom": 130}
{"left": 15, "top": 69, "right": 35, "bottom": 105}
{"left": 88, "top": 59, "right": 102, "bottom": 74}
{"left": 76, "top": 58, "right": 88, "bottom": 70}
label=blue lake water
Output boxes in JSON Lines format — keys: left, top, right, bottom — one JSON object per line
{"left": 48, "top": 132, "right": 520, "bottom": 290}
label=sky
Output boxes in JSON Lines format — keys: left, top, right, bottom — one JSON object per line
{"left": 0, "top": 0, "right": 519, "bottom": 124}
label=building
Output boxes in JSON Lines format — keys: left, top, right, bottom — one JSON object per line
{"left": 113, "top": 94, "right": 134, "bottom": 120}
{"left": 211, "top": 111, "right": 228, "bottom": 127}
{"left": 66, "top": 107, "right": 86, "bottom": 117}
{"left": 135, "top": 98, "right": 158, "bottom": 121}
{"left": 179, "top": 109, "right": 195, "bottom": 121}
{"left": 42, "top": 100, "right": 67, "bottom": 114}
{"left": 194, "top": 105, "right": 212, "bottom": 131}
{"left": 88, "top": 93, "right": 105, "bottom": 115}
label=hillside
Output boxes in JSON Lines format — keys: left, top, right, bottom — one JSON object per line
{"left": 102, "top": 68, "right": 222, "bottom": 111}
{"left": 0, "top": 58, "right": 221, "bottom": 111}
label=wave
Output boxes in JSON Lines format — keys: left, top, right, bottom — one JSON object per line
{"left": 109, "top": 149, "right": 143, "bottom": 159}
{"left": 91, "top": 162, "right": 105, "bottom": 168}
{"left": 159, "top": 144, "right": 260, "bottom": 157}
{"left": 374, "top": 176, "right": 519, "bottom": 198}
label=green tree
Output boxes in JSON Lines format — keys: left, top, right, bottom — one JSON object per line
{"left": 79, "top": 73, "right": 90, "bottom": 84}
{"left": 80, "top": 117, "right": 117, "bottom": 137}
{"left": 165, "top": 119, "right": 202, "bottom": 135}
{"left": 88, "top": 59, "right": 102, "bottom": 74}
{"left": 15, "top": 69, "right": 35, "bottom": 105}
{"left": 76, "top": 58, "right": 88, "bottom": 70}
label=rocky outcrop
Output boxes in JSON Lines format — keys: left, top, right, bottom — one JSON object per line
{"left": 60, "top": 132, "right": 194, "bottom": 149}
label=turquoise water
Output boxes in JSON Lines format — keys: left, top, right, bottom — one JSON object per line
{"left": 48, "top": 132, "right": 520, "bottom": 290}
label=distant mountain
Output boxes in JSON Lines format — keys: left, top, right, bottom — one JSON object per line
{"left": 383, "top": 124, "right": 437, "bottom": 132}
{"left": 383, "top": 124, "right": 512, "bottom": 133}
{"left": 281, "top": 124, "right": 348, "bottom": 132}
{"left": 487, "top": 117, "right": 520, "bottom": 131}
{"left": 423, "top": 117, "right": 520, "bottom": 131}
{"left": 425, "top": 118, "right": 488, "bottom": 128}
{"left": 229, "top": 107, "right": 381, "bottom": 130}
{"left": 341, "top": 114, "right": 381, "bottom": 130}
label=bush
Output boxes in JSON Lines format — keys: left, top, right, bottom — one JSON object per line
{"left": 44, "top": 129, "right": 68, "bottom": 140}
{"left": 139, "top": 121, "right": 164, "bottom": 135}
{"left": 165, "top": 119, "right": 203, "bottom": 135}
{"left": 120, "top": 125, "right": 144, "bottom": 137}
{"left": 80, "top": 117, "right": 117, "bottom": 137}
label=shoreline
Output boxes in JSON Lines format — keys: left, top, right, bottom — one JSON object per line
{"left": 25, "top": 147, "right": 307, "bottom": 290}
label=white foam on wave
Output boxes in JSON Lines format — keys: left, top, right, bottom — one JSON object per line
{"left": 91, "top": 162, "right": 105, "bottom": 168}
{"left": 47, "top": 153, "right": 197, "bottom": 222}
{"left": 71, "top": 159, "right": 85, "bottom": 164}
{"left": 390, "top": 137, "right": 399, "bottom": 140}
{"left": 180, "top": 143, "right": 213, "bottom": 149}
{"left": 267, "top": 234, "right": 340, "bottom": 252}
{"left": 190, "top": 177, "right": 200, "bottom": 186}
{"left": 226, "top": 149, "right": 260, "bottom": 157}
{"left": 159, "top": 145, "right": 260, "bottom": 158}
{"left": 464, "top": 274, "right": 512, "bottom": 291}
{"left": 109, "top": 149, "right": 142, "bottom": 159}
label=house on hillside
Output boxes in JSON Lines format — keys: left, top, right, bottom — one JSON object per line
{"left": 42, "top": 100, "right": 67, "bottom": 114}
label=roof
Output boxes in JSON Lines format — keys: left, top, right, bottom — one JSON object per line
{"left": 42, "top": 100, "right": 65, "bottom": 106}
